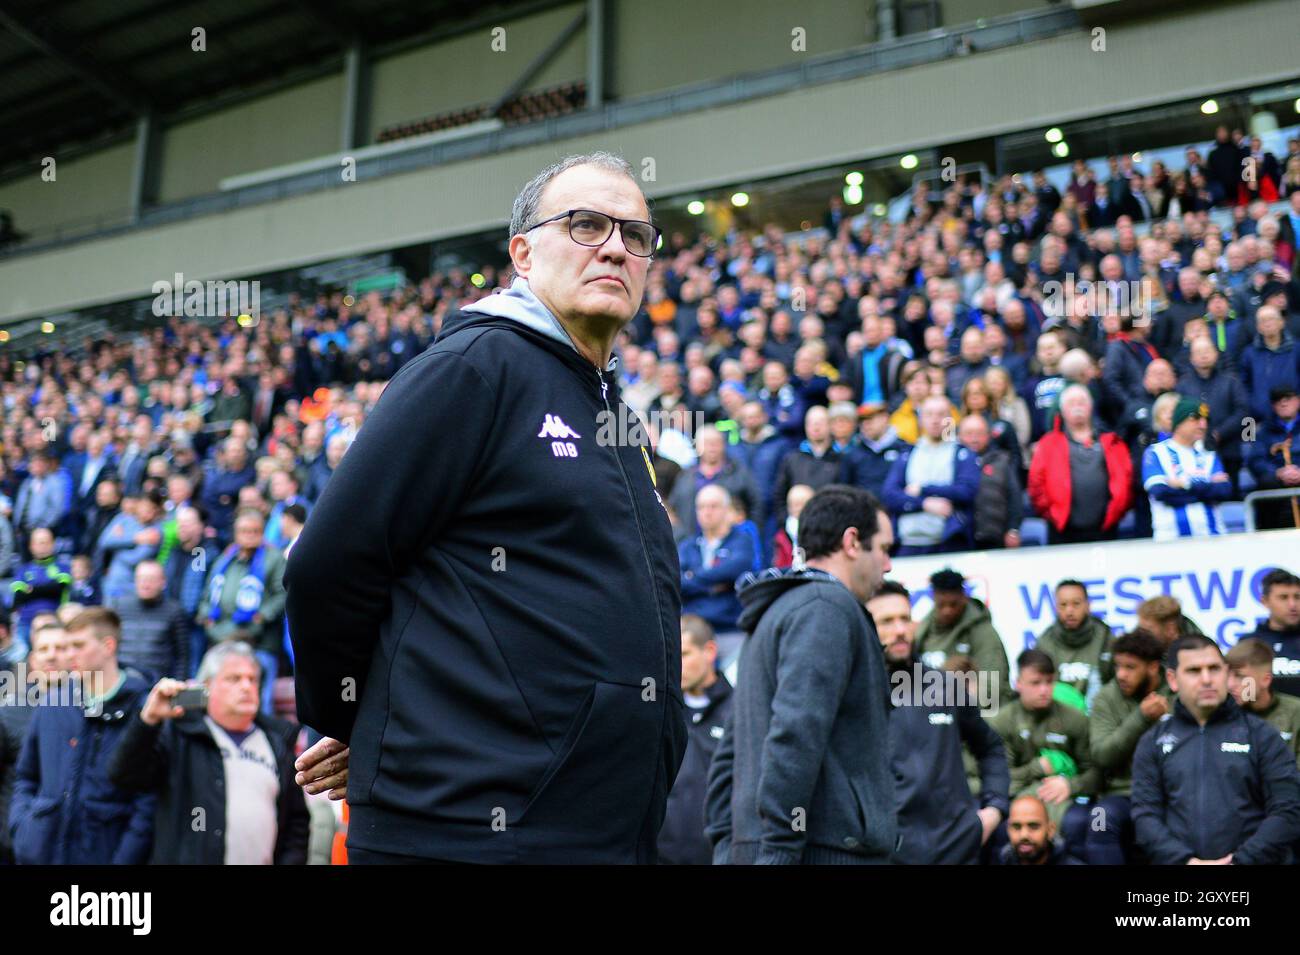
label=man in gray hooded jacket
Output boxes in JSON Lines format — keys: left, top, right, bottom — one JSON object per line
{"left": 704, "top": 485, "right": 898, "bottom": 864}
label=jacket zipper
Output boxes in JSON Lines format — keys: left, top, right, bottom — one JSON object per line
{"left": 1196, "top": 723, "right": 1205, "bottom": 861}
{"left": 596, "top": 366, "right": 669, "bottom": 674}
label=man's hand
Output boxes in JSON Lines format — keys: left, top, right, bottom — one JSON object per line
{"left": 1037, "top": 775, "right": 1071, "bottom": 805}
{"left": 1210, "top": 472, "right": 1229, "bottom": 483}
{"left": 140, "top": 679, "right": 189, "bottom": 726}
{"left": 1003, "top": 529, "right": 1021, "bottom": 548}
{"left": 905, "top": 483, "right": 922, "bottom": 498}
{"left": 921, "top": 497, "right": 953, "bottom": 518}
{"left": 1139, "top": 692, "right": 1170, "bottom": 721}
{"left": 1188, "top": 855, "right": 1233, "bottom": 865}
{"left": 133, "top": 528, "right": 162, "bottom": 546}
{"left": 296, "top": 737, "right": 349, "bottom": 800}
{"left": 1277, "top": 465, "right": 1300, "bottom": 486}
{"left": 977, "top": 807, "right": 1002, "bottom": 845}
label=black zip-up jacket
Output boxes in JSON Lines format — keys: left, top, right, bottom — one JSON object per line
{"left": 285, "top": 287, "right": 687, "bottom": 864}
{"left": 1131, "top": 696, "right": 1300, "bottom": 864}
{"left": 970, "top": 446, "right": 1023, "bottom": 548}
{"left": 888, "top": 658, "right": 1009, "bottom": 865}
{"left": 108, "top": 708, "right": 310, "bottom": 864}
{"left": 658, "top": 675, "right": 733, "bottom": 865}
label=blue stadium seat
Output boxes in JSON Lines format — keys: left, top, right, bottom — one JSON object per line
{"left": 1219, "top": 501, "right": 1247, "bottom": 534}
{"left": 1238, "top": 468, "right": 1257, "bottom": 496}
{"left": 1019, "top": 518, "right": 1048, "bottom": 547}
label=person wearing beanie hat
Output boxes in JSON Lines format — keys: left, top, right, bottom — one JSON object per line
{"left": 1141, "top": 395, "right": 1232, "bottom": 540}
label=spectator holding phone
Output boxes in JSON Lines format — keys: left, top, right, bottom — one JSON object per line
{"left": 108, "top": 641, "right": 309, "bottom": 864}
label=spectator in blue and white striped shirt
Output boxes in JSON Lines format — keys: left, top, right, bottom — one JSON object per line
{"left": 1142, "top": 396, "right": 1233, "bottom": 540}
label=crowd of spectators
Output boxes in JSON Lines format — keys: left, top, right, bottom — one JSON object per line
{"left": 1, "top": 125, "right": 1300, "bottom": 864}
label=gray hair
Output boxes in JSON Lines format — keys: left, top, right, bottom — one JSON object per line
{"left": 197, "top": 641, "right": 261, "bottom": 684}
{"left": 508, "top": 151, "right": 648, "bottom": 239}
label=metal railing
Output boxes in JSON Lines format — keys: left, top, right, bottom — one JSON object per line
{"left": 1244, "top": 489, "right": 1300, "bottom": 532}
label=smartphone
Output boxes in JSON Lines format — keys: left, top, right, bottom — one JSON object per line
{"left": 172, "top": 686, "right": 209, "bottom": 711}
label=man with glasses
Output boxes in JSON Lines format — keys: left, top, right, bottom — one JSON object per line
{"left": 287, "top": 152, "right": 687, "bottom": 864}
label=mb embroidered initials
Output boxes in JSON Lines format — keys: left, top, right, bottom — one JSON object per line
{"left": 538, "top": 414, "right": 581, "bottom": 458}
{"left": 49, "top": 885, "right": 151, "bottom": 935}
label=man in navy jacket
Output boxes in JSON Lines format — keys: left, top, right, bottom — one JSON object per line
{"left": 679, "top": 485, "right": 755, "bottom": 635}
{"left": 287, "top": 152, "right": 687, "bottom": 864}
{"left": 8, "top": 608, "right": 155, "bottom": 865}
{"left": 1132, "top": 634, "right": 1300, "bottom": 864}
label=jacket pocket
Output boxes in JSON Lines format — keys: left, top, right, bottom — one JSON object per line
{"left": 13, "top": 795, "right": 62, "bottom": 865}
{"left": 81, "top": 798, "right": 134, "bottom": 864}
{"left": 516, "top": 681, "right": 664, "bottom": 857}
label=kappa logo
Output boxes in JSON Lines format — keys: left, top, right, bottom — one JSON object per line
{"left": 928, "top": 712, "right": 954, "bottom": 726}
{"left": 710, "top": 725, "right": 725, "bottom": 739}
{"left": 538, "top": 413, "right": 581, "bottom": 458}
{"left": 1220, "top": 741, "right": 1250, "bottom": 754}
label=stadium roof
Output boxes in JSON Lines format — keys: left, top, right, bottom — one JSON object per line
{"left": 0, "top": 0, "right": 567, "bottom": 175}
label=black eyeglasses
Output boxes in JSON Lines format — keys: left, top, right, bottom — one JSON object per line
{"left": 524, "top": 208, "right": 661, "bottom": 257}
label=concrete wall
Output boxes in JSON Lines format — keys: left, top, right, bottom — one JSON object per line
{"left": 0, "top": 142, "right": 136, "bottom": 242}
{"left": 157, "top": 73, "right": 344, "bottom": 202}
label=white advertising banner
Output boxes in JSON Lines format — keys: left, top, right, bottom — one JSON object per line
{"left": 889, "top": 529, "right": 1300, "bottom": 663}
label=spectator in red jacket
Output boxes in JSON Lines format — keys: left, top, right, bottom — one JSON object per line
{"left": 1028, "top": 384, "right": 1134, "bottom": 544}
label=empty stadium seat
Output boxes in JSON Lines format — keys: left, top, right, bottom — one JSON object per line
{"left": 1019, "top": 518, "right": 1048, "bottom": 547}
{"left": 1219, "top": 501, "right": 1247, "bottom": 534}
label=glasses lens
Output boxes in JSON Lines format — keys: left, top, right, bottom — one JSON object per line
{"left": 568, "top": 211, "right": 612, "bottom": 245}
{"left": 622, "top": 222, "right": 656, "bottom": 256}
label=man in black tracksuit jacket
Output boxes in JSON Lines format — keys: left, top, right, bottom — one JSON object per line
{"left": 869, "top": 581, "right": 1009, "bottom": 864}
{"left": 286, "top": 157, "right": 687, "bottom": 863}
{"left": 1132, "top": 634, "right": 1300, "bottom": 864}
{"left": 657, "top": 655, "right": 733, "bottom": 865}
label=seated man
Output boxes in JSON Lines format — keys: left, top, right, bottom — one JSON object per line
{"left": 882, "top": 396, "right": 979, "bottom": 555}
{"left": 1246, "top": 387, "right": 1300, "bottom": 530}
{"left": 1242, "top": 568, "right": 1300, "bottom": 698}
{"left": 988, "top": 649, "right": 1100, "bottom": 847}
{"left": 1132, "top": 635, "right": 1300, "bottom": 864}
{"left": 870, "top": 581, "right": 1009, "bottom": 864}
{"left": 1136, "top": 595, "right": 1205, "bottom": 650}
{"left": 914, "top": 569, "right": 1011, "bottom": 705}
{"left": 994, "top": 794, "right": 1085, "bottom": 866}
{"left": 1226, "top": 638, "right": 1300, "bottom": 767}
{"left": 1034, "top": 579, "right": 1116, "bottom": 702}
{"left": 1087, "top": 629, "right": 1171, "bottom": 864}
{"left": 108, "top": 641, "right": 310, "bottom": 864}
{"left": 657, "top": 616, "right": 734, "bottom": 866}
{"left": 678, "top": 485, "right": 755, "bottom": 642}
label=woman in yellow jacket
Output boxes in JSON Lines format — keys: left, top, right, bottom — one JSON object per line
{"left": 890, "top": 361, "right": 961, "bottom": 444}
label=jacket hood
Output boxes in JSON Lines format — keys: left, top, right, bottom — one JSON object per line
{"left": 1041, "top": 613, "right": 1109, "bottom": 649}
{"left": 735, "top": 566, "right": 845, "bottom": 634}
{"left": 446, "top": 275, "right": 619, "bottom": 373}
